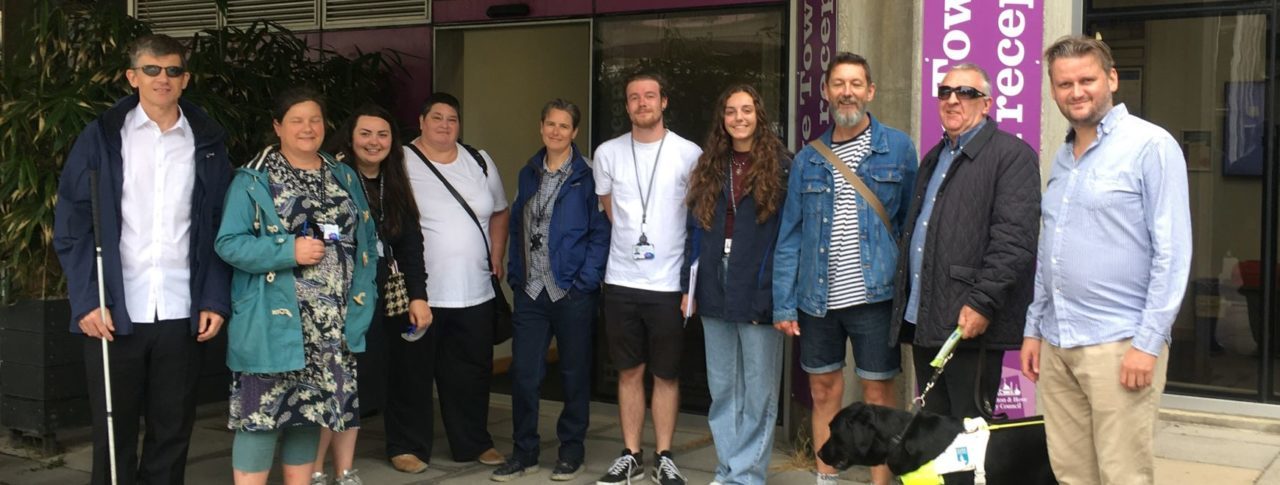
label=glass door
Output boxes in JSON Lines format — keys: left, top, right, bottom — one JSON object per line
{"left": 1090, "top": 11, "right": 1270, "bottom": 400}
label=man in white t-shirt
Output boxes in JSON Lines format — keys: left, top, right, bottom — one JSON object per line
{"left": 391, "top": 92, "right": 508, "bottom": 473}
{"left": 593, "top": 71, "right": 702, "bottom": 485}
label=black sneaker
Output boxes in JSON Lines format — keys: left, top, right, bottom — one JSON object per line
{"left": 650, "top": 451, "right": 686, "bottom": 485}
{"left": 596, "top": 449, "right": 644, "bottom": 485}
{"left": 550, "top": 460, "right": 582, "bottom": 481}
{"left": 490, "top": 459, "right": 538, "bottom": 482}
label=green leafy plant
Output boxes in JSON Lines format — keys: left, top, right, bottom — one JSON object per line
{"left": 0, "top": 0, "right": 401, "bottom": 302}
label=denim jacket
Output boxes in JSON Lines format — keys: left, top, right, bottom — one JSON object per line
{"left": 772, "top": 115, "right": 918, "bottom": 322}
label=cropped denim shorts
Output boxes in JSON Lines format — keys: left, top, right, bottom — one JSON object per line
{"left": 797, "top": 300, "right": 901, "bottom": 380}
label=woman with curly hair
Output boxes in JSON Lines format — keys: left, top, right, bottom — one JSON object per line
{"left": 680, "top": 84, "right": 791, "bottom": 485}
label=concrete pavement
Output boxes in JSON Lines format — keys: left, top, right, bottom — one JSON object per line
{"left": 3, "top": 395, "right": 1280, "bottom": 484}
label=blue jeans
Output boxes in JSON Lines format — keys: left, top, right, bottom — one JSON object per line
{"left": 509, "top": 288, "right": 596, "bottom": 465}
{"left": 702, "top": 316, "right": 783, "bottom": 485}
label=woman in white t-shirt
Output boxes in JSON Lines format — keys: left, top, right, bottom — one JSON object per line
{"left": 388, "top": 92, "right": 509, "bottom": 473}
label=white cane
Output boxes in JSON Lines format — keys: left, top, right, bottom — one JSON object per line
{"left": 89, "top": 170, "right": 119, "bottom": 485}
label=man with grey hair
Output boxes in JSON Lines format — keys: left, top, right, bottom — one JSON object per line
{"left": 55, "top": 34, "right": 231, "bottom": 485}
{"left": 1022, "top": 35, "right": 1191, "bottom": 485}
{"left": 889, "top": 62, "right": 1041, "bottom": 429}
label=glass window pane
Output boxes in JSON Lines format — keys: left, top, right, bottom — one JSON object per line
{"left": 592, "top": 7, "right": 786, "bottom": 149}
{"left": 1093, "top": 14, "right": 1267, "bottom": 398}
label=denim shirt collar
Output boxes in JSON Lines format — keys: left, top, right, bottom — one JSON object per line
{"left": 1064, "top": 102, "right": 1129, "bottom": 143}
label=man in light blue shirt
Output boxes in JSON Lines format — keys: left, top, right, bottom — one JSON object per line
{"left": 1021, "top": 36, "right": 1192, "bottom": 485}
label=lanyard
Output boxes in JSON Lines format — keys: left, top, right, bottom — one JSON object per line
{"left": 630, "top": 131, "right": 667, "bottom": 239}
{"left": 532, "top": 157, "right": 571, "bottom": 227}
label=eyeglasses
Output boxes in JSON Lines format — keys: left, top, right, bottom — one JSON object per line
{"left": 132, "top": 65, "right": 186, "bottom": 78}
{"left": 936, "top": 85, "right": 986, "bottom": 100}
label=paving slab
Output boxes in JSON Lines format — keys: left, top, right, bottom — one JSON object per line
{"left": 1154, "top": 457, "right": 1259, "bottom": 485}
{"left": 1154, "top": 426, "right": 1280, "bottom": 470}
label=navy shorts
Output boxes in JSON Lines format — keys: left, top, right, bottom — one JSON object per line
{"left": 798, "top": 300, "right": 900, "bottom": 380}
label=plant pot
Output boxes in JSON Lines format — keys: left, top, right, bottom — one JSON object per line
{"left": 0, "top": 299, "right": 89, "bottom": 451}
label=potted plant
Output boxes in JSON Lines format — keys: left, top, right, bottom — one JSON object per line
{"left": 0, "top": 0, "right": 400, "bottom": 451}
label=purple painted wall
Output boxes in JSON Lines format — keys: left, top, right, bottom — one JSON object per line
{"left": 302, "top": 26, "right": 433, "bottom": 131}
{"left": 594, "top": 0, "right": 782, "bottom": 15}
{"left": 432, "top": 0, "right": 592, "bottom": 24}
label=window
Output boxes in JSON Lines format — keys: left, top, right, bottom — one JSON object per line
{"left": 131, "top": 0, "right": 430, "bottom": 36}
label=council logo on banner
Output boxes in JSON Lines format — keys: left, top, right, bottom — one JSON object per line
{"left": 920, "top": 0, "right": 1043, "bottom": 153}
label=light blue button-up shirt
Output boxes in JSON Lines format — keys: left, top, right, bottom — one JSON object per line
{"left": 905, "top": 120, "right": 986, "bottom": 324}
{"left": 1024, "top": 104, "right": 1192, "bottom": 356}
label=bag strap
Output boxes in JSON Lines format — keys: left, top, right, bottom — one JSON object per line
{"left": 808, "top": 139, "right": 894, "bottom": 236}
{"left": 406, "top": 143, "right": 495, "bottom": 271}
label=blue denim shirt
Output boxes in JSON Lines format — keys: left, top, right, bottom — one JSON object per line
{"left": 905, "top": 120, "right": 985, "bottom": 324}
{"left": 773, "top": 115, "right": 919, "bottom": 322}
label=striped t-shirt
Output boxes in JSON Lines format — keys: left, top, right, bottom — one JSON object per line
{"left": 827, "top": 129, "right": 872, "bottom": 309}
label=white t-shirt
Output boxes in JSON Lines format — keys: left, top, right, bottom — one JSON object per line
{"left": 404, "top": 143, "right": 508, "bottom": 308}
{"left": 594, "top": 130, "right": 701, "bottom": 292}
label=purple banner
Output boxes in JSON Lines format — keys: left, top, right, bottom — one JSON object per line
{"left": 997, "top": 351, "right": 1036, "bottom": 418}
{"left": 795, "top": 0, "right": 835, "bottom": 151}
{"left": 921, "top": 0, "right": 1043, "bottom": 153}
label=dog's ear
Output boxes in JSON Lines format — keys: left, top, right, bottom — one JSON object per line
{"left": 886, "top": 411, "right": 965, "bottom": 475}
{"left": 818, "top": 403, "right": 883, "bottom": 470}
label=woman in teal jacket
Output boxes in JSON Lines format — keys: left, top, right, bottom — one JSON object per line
{"left": 215, "top": 88, "right": 378, "bottom": 485}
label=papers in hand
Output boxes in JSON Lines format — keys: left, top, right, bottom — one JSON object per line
{"left": 684, "top": 260, "right": 699, "bottom": 320}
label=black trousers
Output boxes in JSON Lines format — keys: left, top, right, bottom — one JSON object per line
{"left": 83, "top": 320, "right": 202, "bottom": 485}
{"left": 911, "top": 345, "right": 1004, "bottom": 419}
{"left": 384, "top": 299, "right": 495, "bottom": 463}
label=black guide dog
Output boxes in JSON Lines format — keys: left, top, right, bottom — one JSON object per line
{"left": 817, "top": 402, "right": 1057, "bottom": 484}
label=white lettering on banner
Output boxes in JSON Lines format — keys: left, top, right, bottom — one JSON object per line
{"left": 943, "top": 30, "right": 971, "bottom": 60}
{"left": 944, "top": 0, "right": 972, "bottom": 29}
{"left": 993, "top": 0, "right": 1034, "bottom": 130}
{"left": 800, "top": 1, "right": 815, "bottom": 141}
{"left": 819, "top": 0, "right": 833, "bottom": 125}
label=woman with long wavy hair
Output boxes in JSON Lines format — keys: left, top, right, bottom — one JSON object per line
{"left": 680, "top": 84, "right": 791, "bottom": 485}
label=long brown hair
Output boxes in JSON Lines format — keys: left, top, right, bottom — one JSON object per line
{"left": 686, "top": 84, "right": 786, "bottom": 229}
{"left": 332, "top": 104, "right": 419, "bottom": 239}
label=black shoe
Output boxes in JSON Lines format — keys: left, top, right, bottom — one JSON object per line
{"left": 490, "top": 459, "right": 538, "bottom": 482}
{"left": 550, "top": 460, "right": 582, "bottom": 481}
{"left": 596, "top": 449, "right": 644, "bottom": 485}
{"left": 650, "top": 451, "right": 686, "bottom": 485}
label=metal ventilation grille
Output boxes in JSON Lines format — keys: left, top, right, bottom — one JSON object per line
{"left": 324, "top": 0, "right": 428, "bottom": 27}
{"left": 134, "top": 0, "right": 219, "bottom": 36}
{"left": 224, "top": 0, "right": 318, "bottom": 30}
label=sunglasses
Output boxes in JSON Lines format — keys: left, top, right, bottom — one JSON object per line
{"left": 132, "top": 65, "right": 186, "bottom": 78}
{"left": 936, "top": 85, "right": 986, "bottom": 100}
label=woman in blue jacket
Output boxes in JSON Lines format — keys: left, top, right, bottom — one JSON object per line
{"left": 215, "top": 88, "right": 378, "bottom": 485}
{"left": 680, "top": 85, "right": 790, "bottom": 485}
{"left": 493, "top": 99, "right": 609, "bottom": 482}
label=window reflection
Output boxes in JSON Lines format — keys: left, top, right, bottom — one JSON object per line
{"left": 1094, "top": 14, "right": 1267, "bottom": 397}
{"left": 592, "top": 8, "right": 786, "bottom": 148}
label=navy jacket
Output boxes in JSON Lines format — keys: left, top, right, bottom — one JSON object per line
{"left": 53, "top": 94, "right": 233, "bottom": 335}
{"left": 682, "top": 152, "right": 792, "bottom": 324}
{"left": 507, "top": 145, "right": 610, "bottom": 294}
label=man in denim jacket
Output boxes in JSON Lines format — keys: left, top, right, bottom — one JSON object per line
{"left": 772, "top": 52, "right": 918, "bottom": 485}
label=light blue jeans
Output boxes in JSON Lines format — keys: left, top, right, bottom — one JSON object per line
{"left": 702, "top": 316, "right": 784, "bottom": 485}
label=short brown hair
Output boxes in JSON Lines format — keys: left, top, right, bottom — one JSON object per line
{"left": 825, "top": 52, "right": 873, "bottom": 85}
{"left": 1043, "top": 35, "right": 1115, "bottom": 74}
{"left": 127, "top": 34, "right": 187, "bottom": 68}
{"left": 624, "top": 69, "right": 667, "bottom": 99}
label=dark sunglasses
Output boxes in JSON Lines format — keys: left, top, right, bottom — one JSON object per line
{"left": 936, "top": 85, "right": 986, "bottom": 100}
{"left": 133, "top": 65, "right": 186, "bottom": 78}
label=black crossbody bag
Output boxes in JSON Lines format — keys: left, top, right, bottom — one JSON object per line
{"left": 407, "top": 143, "right": 513, "bottom": 345}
